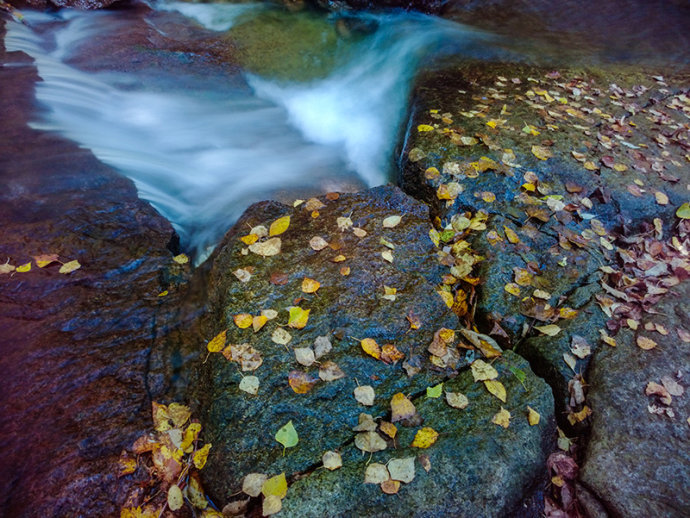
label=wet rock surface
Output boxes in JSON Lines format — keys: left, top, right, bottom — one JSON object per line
{"left": 195, "top": 186, "right": 555, "bottom": 515}
{"left": 580, "top": 282, "right": 690, "bottom": 517}
{"left": 0, "top": 18, "right": 188, "bottom": 517}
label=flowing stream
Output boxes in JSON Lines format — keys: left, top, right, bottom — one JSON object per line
{"left": 4, "top": 0, "right": 689, "bottom": 258}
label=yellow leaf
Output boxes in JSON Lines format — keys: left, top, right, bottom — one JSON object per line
{"left": 559, "top": 307, "right": 578, "bottom": 319}
{"left": 527, "top": 406, "right": 540, "bottom": 425}
{"left": 301, "top": 278, "right": 320, "bottom": 294}
{"left": 193, "top": 443, "right": 212, "bottom": 469}
{"left": 332, "top": 254, "right": 347, "bottom": 263}
{"left": 168, "top": 403, "right": 191, "bottom": 428}
{"left": 492, "top": 407, "right": 511, "bottom": 428}
{"left": 390, "top": 392, "right": 417, "bottom": 423}
{"left": 411, "top": 427, "right": 439, "bottom": 448}
{"left": 240, "top": 234, "right": 259, "bottom": 245}
{"left": 16, "top": 262, "right": 31, "bottom": 273}
{"left": 340, "top": 266, "right": 350, "bottom": 276}
{"left": 471, "top": 359, "right": 498, "bottom": 381}
{"left": 504, "top": 283, "right": 521, "bottom": 296}
{"left": 445, "top": 391, "right": 469, "bottom": 409}
{"left": 187, "top": 472, "right": 208, "bottom": 510}
{"left": 484, "top": 380, "right": 507, "bottom": 402}
{"left": 288, "top": 307, "right": 310, "bottom": 329}
{"left": 118, "top": 450, "right": 137, "bottom": 476}
{"left": 181, "top": 422, "right": 202, "bottom": 452}
{"left": 172, "top": 253, "right": 189, "bottom": 264}
{"left": 504, "top": 226, "right": 520, "bottom": 244}
{"left": 437, "top": 289, "right": 454, "bottom": 308}
{"left": 383, "top": 215, "right": 402, "bottom": 228}
{"left": 583, "top": 161, "right": 599, "bottom": 171}
{"left": 263, "top": 495, "right": 282, "bottom": 516}
{"left": 168, "top": 484, "right": 184, "bottom": 511}
{"left": 655, "top": 191, "right": 669, "bottom": 205}
{"left": 480, "top": 191, "right": 496, "bottom": 203}
{"left": 207, "top": 330, "right": 227, "bottom": 352}
{"left": 531, "top": 145, "right": 553, "bottom": 160}
{"left": 381, "top": 479, "right": 401, "bottom": 494}
{"left": 262, "top": 473, "right": 288, "bottom": 499}
{"left": 381, "top": 343, "right": 405, "bottom": 364}
{"left": 360, "top": 338, "right": 381, "bottom": 360}
{"left": 613, "top": 163, "right": 628, "bottom": 172}
{"left": 33, "top": 254, "right": 59, "bottom": 268}
{"left": 534, "top": 324, "right": 561, "bottom": 336}
{"left": 252, "top": 315, "right": 268, "bottom": 332}
{"left": 269, "top": 215, "right": 291, "bottom": 236}
{"left": 636, "top": 336, "right": 657, "bottom": 350}
{"left": 234, "top": 313, "right": 253, "bottom": 329}
{"left": 513, "top": 267, "right": 533, "bottom": 286}
{"left": 59, "top": 259, "right": 81, "bottom": 274}
{"left": 417, "top": 124, "right": 434, "bottom": 132}
{"left": 379, "top": 421, "right": 397, "bottom": 439}
{"left": 152, "top": 402, "right": 170, "bottom": 432}
{"left": 677, "top": 203, "right": 690, "bottom": 219}
{"left": 381, "top": 250, "right": 394, "bottom": 263}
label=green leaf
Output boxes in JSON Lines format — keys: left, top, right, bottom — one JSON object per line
{"left": 677, "top": 203, "right": 690, "bottom": 219}
{"left": 426, "top": 383, "right": 443, "bottom": 398}
{"left": 275, "top": 420, "right": 298, "bottom": 453}
{"left": 508, "top": 366, "right": 527, "bottom": 390}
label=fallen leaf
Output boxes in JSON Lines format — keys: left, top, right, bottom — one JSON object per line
{"left": 270, "top": 271, "right": 289, "bottom": 285}
{"left": 294, "top": 347, "right": 315, "bottom": 367}
{"left": 118, "top": 450, "right": 137, "bottom": 477}
{"left": 168, "top": 484, "right": 184, "bottom": 511}
{"left": 383, "top": 215, "right": 402, "bottom": 228}
{"left": 535, "top": 324, "right": 561, "bottom": 336}
{"left": 262, "top": 472, "right": 288, "bottom": 499}
{"left": 313, "top": 335, "right": 332, "bottom": 359}
{"left": 637, "top": 336, "right": 657, "bottom": 350}
{"left": 531, "top": 145, "right": 553, "bottom": 160}
{"left": 242, "top": 473, "right": 268, "bottom": 497}
{"left": 240, "top": 234, "right": 259, "bottom": 245}
{"left": 492, "top": 407, "right": 511, "bottom": 428}
{"left": 288, "top": 370, "right": 318, "bottom": 394}
{"left": 322, "top": 451, "right": 342, "bottom": 471}
{"left": 193, "top": 443, "right": 211, "bottom": 469}
{"left": 172, "top": 254, "right": 189, "bottom": 265}
{"left": 262, "top": 495, "right": 282, "bottom": 516}
{"left": 59, "top": 260, "right": 81, "bottom": 274}
{"left": 234, "top": 313, "right": 253, "bottom": 329}
{"left": 364, "top": 463, "right": 390, "bottom": 484}
{"left": 233, "top": 268, "right": 252, "bottom": 282}
{"left": 309, "top": 236, "right": 329, "bottom": 251}
{"left": 381, "top": 250, "right": 394, "bottom": 263}
{"left": 33, "top": 254, "right": 59, "bottom": 268}
{"left": 239, "top": 376, "right": 260, "bottom": 395}
{"left": 355, "top": 431, "right": 387, "bottom": 452}
{"left": 360, "top": 338, "right": 381, "bottom": 360}
{"left": 445, "top": 391, "right": 469, "bottom": 409}
{"left": 354, "top": 385, "right": 375, "bottom": 406}
{"left": 288, "top": 307, "right": 310, "bottom": 329}
{"left": 272, "top": 328, "right": 292, "bottom": 345}
{"left": 388, "top": 457, "right": 416, "bottom": 483}
{"left": 0, "top": 262, "right": 16, "bottom": 274}
{"left": 319, "top": 361, "right": 345, "bottom": 381}
{"left": 504, "top": 283, "right": 521, "bottom": 296}
{"left": 655, "top": 191, "right": 669, "bottom": 205}
{"left": 471, "top": 359, "right": 498, "bottom": 381}
{"left": 390, "top": 393, "right": 417, "bottom": 423}
{"left": 426, "top": 383, "right": 443, "bottom": 398}
{"left": 484, "top": 380, "right": 507, "bottom": 402}
{"left": 527, "top": 406, "right": 540, "bottom": 425}
{"left": 301, "top": 278, "right": 320, "bottom": 294}
{"left": 379, "top": 421, "right": 397, "bottom": 439}
{"left": 352, "top": 413, "right": 377, "bottom": 432}
{"left": 207, "top": 330, "right": 227, "bottom": 353}
{"left": 677, "top": 203, "right": 690, "bottom": 219}
{"left": 275, "top": 421, "right": 298, "bottom": 451}
{"left": 381, "top": 479, "right": 401, "bottom": 494}
{"left": 252, "top": 315, "right": 268, "bottom": 332}
{"left": 223, "top": 343, "right": 263, "bottom": 371}
{"left": 411, "top": 427, "right": 439, "bottom": 448}
{"left": 269, "top": 216, "right": 290, "bottom": 236}
{"left": 168, "top": 403, "right": 191, "bottom": 428}
{"left": 418, "top": 124, "right": 434, "bottom": 132}
{"left": 382, "top": 285, "right": 397, "bottom": 301}
{"left": 249, "top": 238, "right": 282, "bottom": 257}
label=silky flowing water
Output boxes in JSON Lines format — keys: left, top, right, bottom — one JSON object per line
{"left": 4, "top": 0, "right": 689, "bottom": 259}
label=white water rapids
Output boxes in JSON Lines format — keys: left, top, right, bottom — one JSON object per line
{"left": 4, "top": 3, "right": 492, "bottom": 258}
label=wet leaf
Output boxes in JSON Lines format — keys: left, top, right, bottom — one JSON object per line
{"left": 535, "top": 324, "right": 561, "bottom": 336}
{"left": 364, "top": 463, "right": 390, "bottom": 484}
{"left": 275, "top": 421, "right": 298, "bottom": 451}
{"left": 193, "top": 443, "right": 212, "bottom": 469}
{"left": 527, "top": 406, "right": 540, "bottom": 426}
{"left": 249, "top": 238, "right": 282, "bottom": 257}
{"left": 390, "top": 393, "right": 417, "bottom": 423}
{"left": 426, "top": 383, "right": 443, "bottom": 398}
{"left": 360, "top": 338, "right": 381, "bottom": 360}
{"left": 59, "top": 259, "right": 81, "bottom": 274}
{"left": 388, "top": 457, "right": 415, "bottom": 483}
{"left": 492, "top": 407, "right": 511, "bottom": 428}
{"left": 288, "top": 307, "right": 310, "bottom": 329}
{"left": 242, "top": 473, "right": 267, "bottom": 497}
{"left": 239, "top": 375, "right": 260, "bottom": 395}
{"left": 269, "top": 216, "right": 290, "bottom": 237}
{"left": 504, "top": 283, "right": 521, "bottom": 296}
{"left": 354, "top": 385, "right": 375, "bottom": 406}
{"left": 319, "top": 361, "right": 345, "bottom": 381}
{"left": 172, "top": 254, "right": 189, "bottom": 265}
{"left": 355, "top": 431, "right": 387, "bottom": 452}
{"left": 504, "top": 226, "right": 520, "bottom": 244}
{"left": 322, "top": 450, "right": 342, "bottom": 471}
{"left": 262, "top": 495, "right": 282, "bottom": 516}
{"left": 288, "top": 370, "right": 318, "bottom": 394}
{"left": 301, "top": 278, "right": 320, "bottom": 294}
{"left": 234, "top": 313, "right": 253, "bottom": 329}
{"left": 484, "top": 380, "right": 507, "bottom": 402}
{"left": 207, "top": 330, "right": 227, "bottom": 353}
{"left": 271, "top": 328, "right": 292, "bottom": 345}
{"left": 168, "top": 484, "right": 184, "bottom": 511}
{"left": 445, "top": 391, "right": 469, "bottom": 409}
{"left": 168, "top": 403, "right": 191, "bottom": 428}
{"left": 262, "top": 472, "right": 288, "bottom": 499}
{"left": 352, "top": 413, "right": 377, "bottom": 432}
{"left": 637, "top": 336, "right": 657, "bottom": 350}
{"left": 383, "top": 215, "right": 402, "bottom": 228}
{"left": 471, "top": 359, "right": 498, "bottom": 381}
{"left": 411, "top": 427, "right": 439, "bottom": 448}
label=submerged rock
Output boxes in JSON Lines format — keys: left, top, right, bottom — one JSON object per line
{"left": 195, "top": 186, "right": 555, "bottom": 515}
